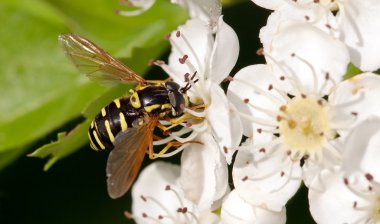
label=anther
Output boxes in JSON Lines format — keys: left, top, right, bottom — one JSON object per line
{"left": 179, "top": 55, "right": 188, "bottom": 64}
{"left": 256, "top": 48, "right": 264, "bottom": 56}
{"left": 268, "top": 84, "right": 273, "bottom": 91}
{"left": 325, "top": 24, "right": 332, "bottom": 29}
{"left": 303, "top": 154, "right": 310, "bottom": 160}
{"left": 291, "top": 53, "right": 296, "bottom": 57}
{"left": 259, "top": 148, "right": 266, "bottom": 153}
{"left": 317, "top": 99, "right": 323, "bottom": 106}
{"left": 301, "top": 94, "right": 307, "bottom": 99}
{"left": 224, "top": 76, "right": 234, "bottom": 82}
{"left": 305, "top": 15, "right": 310, "bottom": 21}
{"left": 243, "top": 98, "right": 250, "bottom": 104}
{"left": 365, "top": 173, "right": 374, "bottom": 181}
{"left": 257, "top": 128, "right": 262, "bottom": 134}
{"left": 288, "top": 120, "right": 296, "bottom": 129}
{"left": 165, "top": 185, "right": 171, "bottom": 191}
{"left": 124, "top": 210, "right": 133, "bottom": 219}
{"left": 344, "top": 177, "right": 349, "bottom": 185}
{"left": 242, "top": 176, "right": 248, "bottom": 181}
{"left": 351, "top": 112, "right": 358, "bottom": 116}
{"left": 353, "top": 201, "right": 358, "bottom": 208}
{"left": 223, "top": 146, "right": 228, "bottom": 154}
{"left": 176, "top": 31, "right": 181, "bottom": 37}
{"left": 325, "top": 72, "right": 330, "bottom": 80}
{"left": 142, "top": 213, "right": 148, "bottom": 218}
{"left": 277, "top": 115, "right": 283, "bottom": 122}
{"left": 280, "top": 76, "right": 285, "bottom": 81}
{"left": 141, "top": 195, "right": 147, "bottom": 202}
{"left": 158, "top": 215, "right": 164, "bottom": 220}
{"left": 280, "top": 171, "right": 285, "bottom": 177}
{"left": 154, "top": 60, "right": 165, "bottom": 65}
{"left": 280, "top": 105, "right": 287, "bottom": 112}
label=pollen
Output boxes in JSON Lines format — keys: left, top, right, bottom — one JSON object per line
{"left": 278, "top": 95, "right": 330, "bottom": 154}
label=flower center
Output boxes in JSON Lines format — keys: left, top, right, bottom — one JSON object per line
{"left": 278, "top": 95, "right": 330, "bottom": 155}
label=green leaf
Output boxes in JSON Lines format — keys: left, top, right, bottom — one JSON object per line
{"left": 344, "top": 63, "right": 362, "bottom": 79}
{"left": 28, "top": 119, "right": 91, "bottom": 171}
{"left": 0, "top": 0, "right": 187, "bottom": 169}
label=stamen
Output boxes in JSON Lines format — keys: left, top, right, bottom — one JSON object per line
{"left": 291, "top": 53, "right": 319, "bottom": 94}
{"left": 232, "top": 77, "right": 285, "bottom": 105}
{"left": 264, "top": 53, "right": 304, "bottom": 94}
{"left": 236, "top": 111, "right": 278, "bottom": 127}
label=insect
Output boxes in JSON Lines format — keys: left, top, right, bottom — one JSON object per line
{"left": 58, "top": 34, "right": 197, "bottom": 199}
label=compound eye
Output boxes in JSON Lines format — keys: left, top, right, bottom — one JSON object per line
{"left": 168, "top": 91, "right": 185, "bottom": 116}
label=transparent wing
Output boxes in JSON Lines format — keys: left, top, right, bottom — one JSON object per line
{"left": 106, "top": 116, "right": 158, "bottom": 199}
{"left": 58, "top": 33, "right": 145, "bottom": 86}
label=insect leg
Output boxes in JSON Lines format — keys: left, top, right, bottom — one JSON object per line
{"left": 151, "top": 140, "right": 201, "bottom": 159}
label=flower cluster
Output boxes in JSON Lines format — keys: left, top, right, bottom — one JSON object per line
{"left": 122, "top": 0, "right": 380, "bottom": 223}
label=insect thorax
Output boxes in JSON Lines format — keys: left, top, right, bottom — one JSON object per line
{"left": 88, "top": 85, "right": 173, "bottom": 151}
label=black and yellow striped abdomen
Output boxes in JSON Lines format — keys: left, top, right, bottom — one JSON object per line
{"left": 88, "top": 85, "right": 173, "bottom": 151}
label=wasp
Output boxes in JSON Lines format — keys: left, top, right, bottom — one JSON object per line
{"left": 58, "top": 34, "right": 198, "bottom": 199}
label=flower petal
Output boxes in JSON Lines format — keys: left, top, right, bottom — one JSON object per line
{"left": 260, "top": 4, "right": 338, "bottom": 51}
{"left": 309, "top": 169, "right": 373, "bottom": 224}
{"left": 251, "top": 0, "right": 286, "bottom": 10}
{"left": 172, "top": 0, "right": 221, "bottom": 30}
{"left": 209, "top": 16, "right": 239, "bottom": 84}
{"left": 338, "top": 0, "right": 380, "bottom": 71}
{"left": 168, "top": 19, "right": 213, "bottom": 83}
{"left": 227, "top": 64, "right": 284, "bottom": 141}
{"left": 233, "top": 147, "right": 302, "bottom": 211}
{"left": 342, "top": 118, "right": 380, "bottom": 183}
{"left": 132, "top": 162, "right": 196, "bottom": 224}
{"left": 221, "top": 190, "right": 286, "bottom": 224}
{"left": 180, "top": 133, "right": 229, "bottom": 211}
{"left": 266, "top": 21, "right": 349, "bottom": 96}
{"left": 207, "top": 83, "right": 243, "bottom": 163}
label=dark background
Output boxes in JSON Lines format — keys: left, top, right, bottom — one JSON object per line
{"left": 0, "top": 1, "right": 316, "bottom": 223}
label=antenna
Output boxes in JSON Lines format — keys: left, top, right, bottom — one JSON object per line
{"left": 180, "top": 71, "right": 199, "bottom": 93}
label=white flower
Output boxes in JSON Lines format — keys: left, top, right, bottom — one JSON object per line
{"left": 255, "top": 0, "right": 380, "bottom": 71}
{"left": 227, "top": 21, "right": 380, "bottom": 210}
{"left": 171, "top": 0, "right": 221, "bottom": 29}
{"left": 309, "top": 169, "right": 380, "bottom": 224}
{"left": 341, "top": 118, "right": 380, "bottom": 184}
{"left": 179, "top": 133, "right": 229, "bottom": 211}
{"left": 131, "top": 162, "right": 220, "bottom": 224}
{"left": 221, "top": 190, "right": 287, "bottom": 224}
{"left": 309, "top": 118, "right": 380, "bottom": 223}
{"left": 156, "top": 17, "right": 243, "bottom": 163}
{"left": 117, "top": 0, "right": 221, "bottom": 29}
{"left": 154, "top": 16, "right": 242, "bottom": 210}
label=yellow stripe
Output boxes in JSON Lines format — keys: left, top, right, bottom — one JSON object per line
{"left": 90, "top": 121, "right": 94, "bottom": 129}
{"left": 113, "top": 99, "right": 121, "bottom": 108}
{"left": 88, "top": 132, "right": 98, "bottom": 151}
{"left": 101, "top": 108, "right": 106, "bottom": 117}
{"left": 161, "top": 103, "right": 172, "bottom": 110}
{"left": 119, "top": 112, "right": 128, "bottom": 131}
{"left": 144, "top": 104, "right": 160, "bottom": 113}
{"left": 104, "top": 120, "right": 115, "bottom": 142}
{"left": 130, "top": 92, "right": 141, "bottom": 109}
{"left": 92, "top": 130, "right": 105, "bottom": 150}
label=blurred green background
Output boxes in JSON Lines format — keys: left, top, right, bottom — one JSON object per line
{"left": 0, "top": 0, "right": 315, "bottom": 223}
